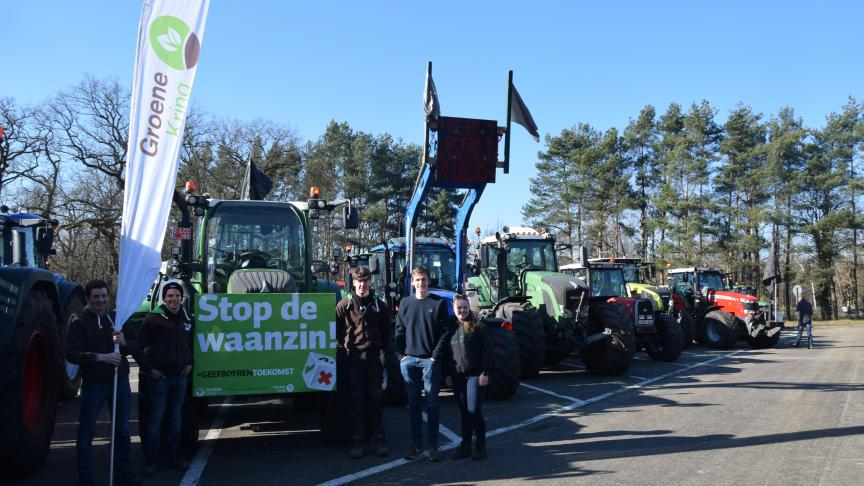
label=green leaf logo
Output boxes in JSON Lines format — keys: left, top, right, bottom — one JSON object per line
{"left": 149, "top": 16, "right": 201, "bottom": 70}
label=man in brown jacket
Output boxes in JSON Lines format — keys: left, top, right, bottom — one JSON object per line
{"left": 335, "top": 266, "right": 392, "bottom": 458}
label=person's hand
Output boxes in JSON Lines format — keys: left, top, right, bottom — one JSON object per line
{"left": 98, "top": 352, "right": 122, "bottom": 366}
{"left": 113, "top": 331, "right": 126, "bottom": 347}
{"left": 150, "top": 369, "right": 166, "bottom": 380}
{"left": 181, "top": 365, "right": 192, "bottom": 376}
{"left": 445, "top": 376, "right": 453, "bottom": 387}
{"left": 478, "top": 373, "right": 489, "bottom": 387}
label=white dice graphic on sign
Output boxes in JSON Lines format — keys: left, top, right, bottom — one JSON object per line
{"left": 302, "top": 352, "right": 336, "bottom": 391}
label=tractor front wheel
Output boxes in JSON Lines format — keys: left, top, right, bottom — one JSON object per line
{"left": 645, "top": 313, "right": 684, "bottom": 362}
{"left": 699, "top": 310, "right": 738, "bottom": 349}
{"left": 483, "top": 325, "right": 520, "bottom": 400}
{"left": 581, "top": 303, "right": 636, "bottom": 376}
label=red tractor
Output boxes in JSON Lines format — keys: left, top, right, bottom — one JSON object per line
{"left": 667, "top": 267, "right": 783, "bottom": 349}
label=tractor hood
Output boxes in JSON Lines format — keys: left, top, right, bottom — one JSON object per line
{"left": 708, "top": 289, "right": 759, "bottom": 305}
{"left": 428, "top": 288, "right": 457, "bottom": 316}
{"left": 524, "top": 271, "right": 587, "bottom": 317}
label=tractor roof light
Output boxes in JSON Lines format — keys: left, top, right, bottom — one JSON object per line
{"left": 185, "top": 181, "right": 197, "bottom": 193}
{"left": 309, "top": 186, "right": 321, "bottom": 198}
{"left": 475, "top": 227, "right": 481, "bottom": 235}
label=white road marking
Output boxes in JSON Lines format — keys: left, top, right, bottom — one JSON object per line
{"left": 558, "top": 361, "right": 585, "bottom": 369}
{"left": 422, "top": 411, "right": 460, "bottom": 444}
{"left": 179, "top": 397, "right": 233, "bottom": 486}
{"left": 319, "top": 349, "right": 744, "bottom": 485}
{"left": 519, "top": 382, "right": 587, "bottom": 404}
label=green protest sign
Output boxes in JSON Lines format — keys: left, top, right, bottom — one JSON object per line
{"left": 192, "top": 293, "right": 337, "bottom": 397}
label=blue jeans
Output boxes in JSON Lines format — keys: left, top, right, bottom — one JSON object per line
{"left": 795, "top": 320, "right": 813, "bottom": 347}
{"left": 400, "top": 356, "right": 441, "bottom": 447}
{"left": 76, "top": 379, "right": 133, "bottom": 482}
{"left": 144, "top": 374, "right": 187, "bottom": 459}
{"left": 453, "top": 374, "right": 485, "bottom": 446}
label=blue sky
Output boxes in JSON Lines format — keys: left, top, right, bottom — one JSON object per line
{"left": 2, "top": 1, "right": 862, "bottom": 233}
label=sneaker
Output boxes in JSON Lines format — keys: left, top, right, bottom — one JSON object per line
{"left": 169, "top": 458, "right": 190, "bottom": 471}
{"left": 143, "top": 458, "right": 158, "bottom": 477}
{"left": 375, "top": 443, "right": 391, "bottom": 457}
{"left": 404, "top": 443, "right": 423, "bottom": 459}
{"left": 472, "top": 443, "right": 487, "bottom": 460}
{"left": 791, "top": 342, "right": 800, "bottom": 348}
{"left": 427, "top": 445, "right": 442, "bottom": 462}
{"left": 809, "top": 343, "right": 814, "bottom": 349}
{"left": 349, "top": 445, "right": 363, "bottom": 459}
{"left": 451, "top": 442, "right": 472, "bottom": 460}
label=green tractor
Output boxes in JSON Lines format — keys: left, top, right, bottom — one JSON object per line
{"left": 466, "top": 227, "right": 635, "bottom": 376}
{"left": 132, "top": 185, "right": 359, "bottom": 445}
{"left": 588, "top": 257, "right": 695, "bottom": 349}
{"left": 561, "top": 260, "right": 683, "bottom": 362}
{"left": 0, "top": 207, "right": 85, "bottom": 477}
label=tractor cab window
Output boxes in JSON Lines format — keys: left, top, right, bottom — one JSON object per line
{"left": 669, "top": 272, "right": 694, "bottom": 295}
{"left": 502, "top": 240, "right": 556, "bottom": 295}
{"left": 698, "top": 272, "right": 725, "bottom": 294}
{"left": 205, "top": 204, "right": 305, "bottom": 292}
{"left": 413, "top": 246, "right": 457, "bottom": 291}
{"left": 590, "top": 268, "right": 626, "bottom": 297}
{"left": 622, "top": 263, "right": 639, "bottom": 283}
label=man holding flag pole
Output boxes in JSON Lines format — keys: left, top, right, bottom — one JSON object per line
{"left": 112, "top": 0, "right": 210, "bottom": 484}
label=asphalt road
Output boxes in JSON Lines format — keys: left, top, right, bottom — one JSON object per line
{"left": 10, "top": 325, "right": 864, "bottom": 486}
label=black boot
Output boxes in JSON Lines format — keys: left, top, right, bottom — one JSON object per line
{"left": 451, "top": 441, "right": 472, "bottom": 460}
{"left": 472, "top": 441, "right": 487, "bottom": 460}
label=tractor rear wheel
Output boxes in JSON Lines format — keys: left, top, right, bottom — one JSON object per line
{"left": 0, "top": 290, "right": 61, "bottom": 477}
{"left": 676, "top": 310, "right": 695, "bottom": 349}
{"left": 699, "top": 310, "right": 738, "bottom": 349}
{"left": 500, "top": 303, "right": 545, "bottom": 378}
{"left": 645, "top": 313, "right": 684, "bottom": 362}
{"left": 581, "top": 302, "right": 636, "bottom": 375}
{"left": 483, "top": 326, "right": 520, "bottom": 400}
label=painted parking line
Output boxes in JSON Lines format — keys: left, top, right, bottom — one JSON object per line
{"left": 422, "top": 411, "right": 460, "bottom": 444}
{"left": 519, "top": 382, "right": 587, "bottom": 404}
{"left": 558, "top": 361, "right": 585, "bottom": 369}
{"left": 180, "top": 397, "right": 233, "bottom": 486}
{"left": 319, "top": 349, "right": 744, "bottom": 485}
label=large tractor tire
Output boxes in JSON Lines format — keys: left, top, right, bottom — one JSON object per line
{"left": 501, "top": 304, "right": 545, "bottom": 378}
{"left": 581, "top": 302, "right": 636, "bottom": 376}
{"left": 645, "top": 313, "right": 684, "bottom": 362}
{"left": 0, "top": 290, "right": 61, "bottom": 477}
{"left": 699, "top": 310, "right": 738, "bottom": 349}
{"left": 59, "top": 293, "right": 85, "bottom": 401}
{"left": 381, "top": 351, "right": 407, "bottom": 406}
{"left": 676, "top": 310, "right": 696, "bottom": 349}
{"left": 483, "top": 326, "right": 520, "bottom": 400}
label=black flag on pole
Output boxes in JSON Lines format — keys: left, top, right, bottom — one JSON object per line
{"left": 762, "top": 238, "right": 783, "bottom": 286}
{"left": 240, "top": 160, "right": 273, "bottom": 200}
{"left": 510, "top": 83, "right": 539, "bottom": 142}
{"left": 424, "top": 68, "right": 440, "bottom": 122}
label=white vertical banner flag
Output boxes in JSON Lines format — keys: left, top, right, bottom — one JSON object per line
{"left": 115, "top": 0, "right": 211, "bottom": 329}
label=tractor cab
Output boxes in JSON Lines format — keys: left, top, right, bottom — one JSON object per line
{"left": 560, "top": 261, "right": 627, "bottom": 299}
{"left": 474, "top": 227, "right": 559, "bottom": 303}
{"left": 0, "top": 207, "right": 55, "bottom": 268}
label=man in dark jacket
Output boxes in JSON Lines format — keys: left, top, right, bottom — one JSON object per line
{"left": 64, "top": 280, "right": 142, "bottom": 486}
{"left": 395, "top": 266, "right": 451, "bottom": 462}
{"left": 137, "top": 281, "right": 194, "bottom": 476}
{"left": 793, "top": 292, "right": 814, "bottom": 349}
{"left": 335, "top": 266, "right": 392, "bottom": 458}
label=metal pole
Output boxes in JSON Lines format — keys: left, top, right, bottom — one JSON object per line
{"left": 504, "top": 70, "right": 513, "bottom": 174}
{"left": 109, "top": 341, "right": 119, "bottom": 486}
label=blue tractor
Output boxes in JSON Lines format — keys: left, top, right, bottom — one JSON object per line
{"left": 0, "top": 206, "right": 85, "bottom": 477}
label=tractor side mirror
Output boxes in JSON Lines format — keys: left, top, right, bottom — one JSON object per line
{"left": 554, "top": 243, "right": 572, "bottom": 252}
{"left": 343, "top": 205, "right": 359, "bottom": 230}
{"left": 311, "top": 261, "right": 329, "bottom": 274}
{"left": 369, "top": 256, "right": 380, "bottom": 274}
{"left": 35, "top": 226, "right": 54, "bottom": 255}
{"left": 331, "top": 247, "right": 343, "bottom": 259}
{"left": 12, "top": 230, "right": 28, "bottom": 266}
